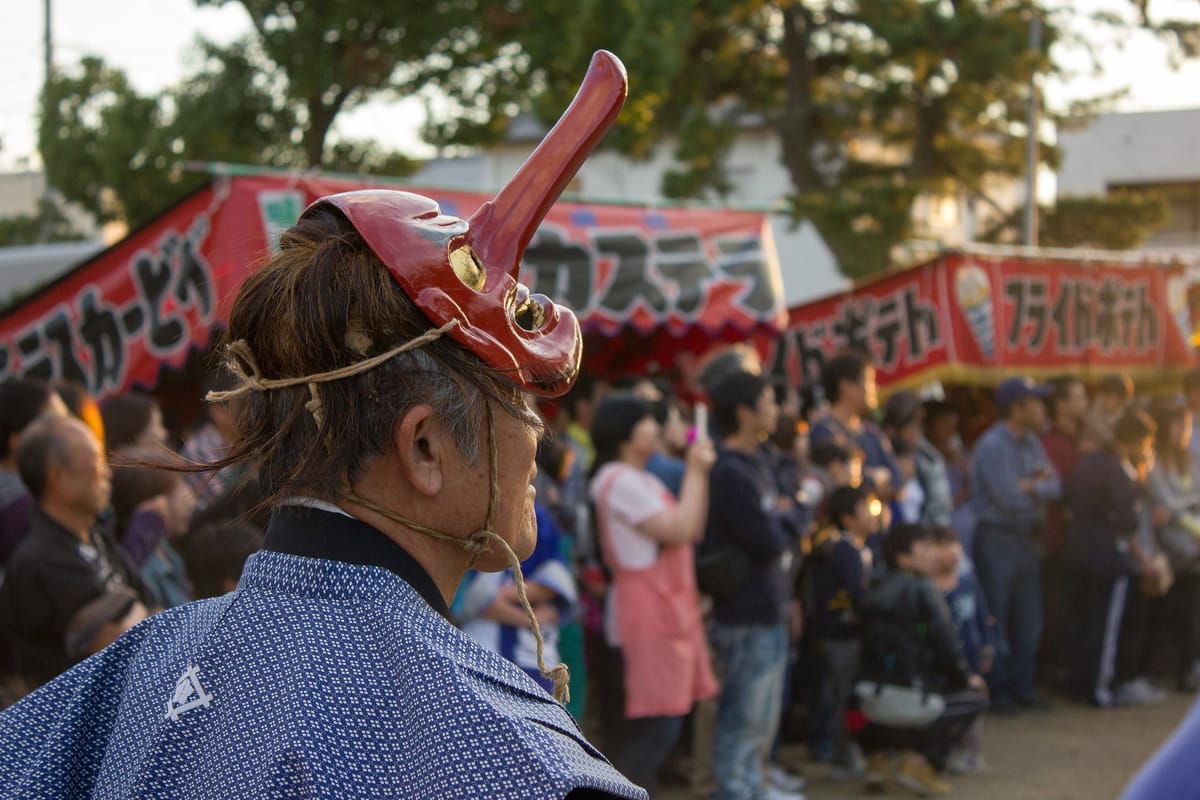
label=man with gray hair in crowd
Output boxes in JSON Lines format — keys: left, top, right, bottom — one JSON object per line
{"left": 0, "top": 414, "right": 148, "bottom": 700}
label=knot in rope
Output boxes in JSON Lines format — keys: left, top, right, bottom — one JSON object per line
{"left": 462, "top": 530, "right": 498, "bottom": 559}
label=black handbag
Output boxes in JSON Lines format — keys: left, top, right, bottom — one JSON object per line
{"left": 695, "top": 544, "right": 750, "bottom": 601}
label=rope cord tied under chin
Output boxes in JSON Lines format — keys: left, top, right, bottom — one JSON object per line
{"left": 205, "top": 321, "right": 568, "bottom": 703}
{"left": 344, "top": 404, "right": 570, "bottom": 704}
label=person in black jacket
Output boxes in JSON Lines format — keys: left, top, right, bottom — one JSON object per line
{"left": 805, "top": 485, "right": 873, "bottom": 774}
{"left": 854, "top": 524, "right": 988, "bottom": 795}
{"left": 702, "top": 370, "right": 805, "bottom": 800}
{"left": 1065, "top": 408, "right": 1166, "bottom": 707}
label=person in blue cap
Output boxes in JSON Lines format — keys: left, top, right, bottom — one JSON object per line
{"left": 967, "top": 376, "right": 1061, "bottom": 713}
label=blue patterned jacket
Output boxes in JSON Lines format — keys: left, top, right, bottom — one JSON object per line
{"left": 0, "top": 506, "right": 645, "bottom": 800}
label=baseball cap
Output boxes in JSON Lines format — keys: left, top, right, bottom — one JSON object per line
{"left": 996, "top": 376, "right": 1050, "bottom": 412}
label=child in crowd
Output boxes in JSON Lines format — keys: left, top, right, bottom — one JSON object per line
{"left": 1081, "top": 373, "right": 1134, "bottom": 453}
{"left": 805, "top": 486, "right": 874, "bottom": 775}
{"left": 1066, "top": 408, "right": 1167, "bottom": 708}
{"left": 855, "top": 524, "right": 988, "bottom": 797}
{"left": 932, "top": 526, "right": 994, "bottom": 775}
{"left": 803, "top": 441, "right": 862, "bottom": 528}
{"left": 456, "top": 502, "right": 578, "bottom": 695}
{"left": 882, "top": 392, "right": 926, "bottom": 525}
{"left": 180, "top": 520, "right": 264, "bottom": 599}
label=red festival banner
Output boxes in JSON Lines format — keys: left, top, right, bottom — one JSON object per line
{"left": 772, "top": 253, "right": 1194, "bottom": 391}
{"left": 0, "top": 175, "right": 785, "bottom": 398}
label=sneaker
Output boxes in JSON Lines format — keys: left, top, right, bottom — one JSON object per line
{"left": 891, "top": 752, "right": 952, "bottom": 797}
{"left": 762, "top": 785, "right": 806, "bottom": 800}
{"left": 864, "top": 753, "right": 893, "bottom": 794}
{"left": 1182, "top": 662, "right": 1200, "bottom": 693}
{"left": 767, "top": 765, "right": 806, "bottom": 793}
{"left": 945, "top": 748, "right": 984, "bottom": 775}
{"left": 829, "top": 747, "right": 867, "bottom": 780}
{"left": 1115, "top": 678, "right": 1167, "bottom": 707}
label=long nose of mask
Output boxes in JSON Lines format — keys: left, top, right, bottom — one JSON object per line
{"left": 303, "top": 51, "right": 628, "bottom": 397}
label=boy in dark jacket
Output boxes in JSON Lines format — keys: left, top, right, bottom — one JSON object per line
{"left": 932, "top": 526, "right": 995, "bottom": 774}
{"left": 804, "top": 485, "right": 873, "bottom": 774}
{"left": 855, "top": 524, "right": 988, "bottom": 796}
{"left": 1065, "top": 408, "right": 1166, "bottom": 707}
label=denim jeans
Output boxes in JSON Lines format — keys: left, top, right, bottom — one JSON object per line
{"left": 613, "top": 714, "right": 684, "bottom": 796}
{"left": 974, "top": 523, "right": 1043, "bottom": 703}
{"left": 711, "top": 622, "right": 789, "bottom": 800}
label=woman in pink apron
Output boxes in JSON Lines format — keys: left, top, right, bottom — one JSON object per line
{"left": 590, "top": 392, "right": 718, "bottom": 795}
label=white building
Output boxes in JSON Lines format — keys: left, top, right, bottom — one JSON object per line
{"left": 0, "top": 172, "right": 103, "bottom": 305}
{"left": 1057, "top": 108, "right": 1200, "bottom": 256}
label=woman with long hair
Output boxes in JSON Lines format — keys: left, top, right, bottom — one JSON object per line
{"left": 589, "top": 392, "right": 717, "bottom": 795}
{"left": 1147, "top": 400, "right": 1200, "bottom": 690}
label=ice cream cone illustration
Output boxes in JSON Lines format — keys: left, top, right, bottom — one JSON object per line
{"left": 1167, "top": 274, "right": 1193, "bottom": 345}
{"left": 954, "top": 262, "right": 995, "bottom": 361}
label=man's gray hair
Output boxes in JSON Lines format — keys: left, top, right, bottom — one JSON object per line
{"left": 16, "top": 415, "right": 84, "bottom": 501}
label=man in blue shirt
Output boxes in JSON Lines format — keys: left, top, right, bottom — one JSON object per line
{"left": 969, "top": 376, "right": 1061, "bottom": 712}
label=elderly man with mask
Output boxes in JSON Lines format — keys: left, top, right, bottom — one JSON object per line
{"left": 0, "top": 52, "right": 644, "bottom": 800}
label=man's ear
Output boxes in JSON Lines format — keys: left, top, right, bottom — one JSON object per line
{"left": 393, "top": 405, "right": 446, "bottom": 498}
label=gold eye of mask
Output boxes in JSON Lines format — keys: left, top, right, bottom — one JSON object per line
{"left": 514, "top": 295, "right": 547, "bottom": 332}
{"left": 449, "top": 245, "right": 487, "bottom": 292}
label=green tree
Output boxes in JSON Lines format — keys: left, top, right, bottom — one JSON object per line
{"left": 39, "top": 0, "right": 528, "bottom": 228}
{"left": 38, "top": 47, "right": 301, "bottom": 228}
{"left": 983, "top": 192, "right": 1169, "bottom": 249}
{"left": 475, "top": 0, "right": 1197, "bottom": 278}
{"left": 196, "top": 0, "right": 536, "bottom": 166}
{"left": 477, "top": 0, "right": 1053, "bottom": 278}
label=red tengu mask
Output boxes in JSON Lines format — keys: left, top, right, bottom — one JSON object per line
{"left": 301, "top": 51, "right": 627, "bottom": 398}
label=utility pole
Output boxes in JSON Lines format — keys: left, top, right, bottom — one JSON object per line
{"left": 40, "top": 0, "right": 54, "bottom": 239}
{"left": 44, "top": 0, "right": 52, "bottom": 89}
{"left": 1023, "top": 12, "right": 1041, "bottom": 248}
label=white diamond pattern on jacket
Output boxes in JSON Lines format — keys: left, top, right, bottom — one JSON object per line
{"left": 0, "top": 550, "right": 645, "bottom": 800}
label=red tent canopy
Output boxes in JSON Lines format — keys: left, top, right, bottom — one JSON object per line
{"left": 769, "top": 251, "right": 1195, "bottom": 392}
{"left": 0, "top": 175, "right": 786, "bottom": 398}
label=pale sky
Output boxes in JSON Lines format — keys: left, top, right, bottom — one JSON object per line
{"left": 1, "top": 0, "right": 1199, "bottom": 172}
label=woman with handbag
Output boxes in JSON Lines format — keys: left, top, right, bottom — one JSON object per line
{"left": 589, "top": 392, "right": 718, "bottom": 795}
{"left": 1147, "top": 401, "right": 1200, "bottom": 690}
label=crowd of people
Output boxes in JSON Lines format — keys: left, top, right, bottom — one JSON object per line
{"left": 454, "top": 351, "right": 1200, "bottom": 799}
{"left": 0, "top": 375, "right": 263, "bottom": 705}
{"left": 1, "top": 350, "right": 1198, "bottom": 798}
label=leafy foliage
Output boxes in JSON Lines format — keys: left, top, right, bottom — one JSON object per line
{"left": 477, "top": 0, "right": 1054, "bottom": 277}
{"left": 469, "top": 0, "right": 1194, "bottom": 277}
{"left": 198, "top": 0, "right": 537, "bottom": 164}
{"left": 982, "top": 191, "right": 1169, "bottom": 250}
{"left": 38, "top": 48, "right": 302, "bottom": 229}
{"left": 34, "top": 0, "right": 1195, "bottom": 260}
